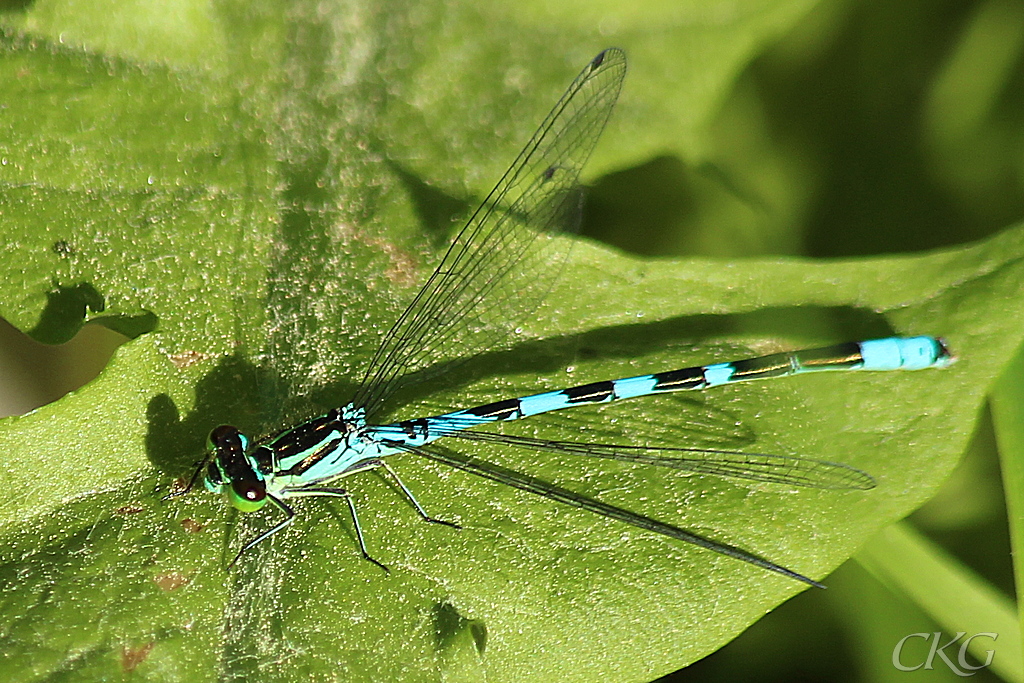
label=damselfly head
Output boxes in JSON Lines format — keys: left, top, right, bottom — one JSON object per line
{"left": 206, "top": 425, "right": 268, "bottom": 512}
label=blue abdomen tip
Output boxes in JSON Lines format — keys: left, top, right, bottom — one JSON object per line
{"left": 860, "top": 336, "right": 950, "bottom": 371}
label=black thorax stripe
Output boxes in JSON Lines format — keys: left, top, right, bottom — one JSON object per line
{"left": 282, "top": 437, "right": 344, "bottom": 476}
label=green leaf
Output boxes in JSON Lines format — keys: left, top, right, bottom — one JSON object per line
{"left": 991, "top": 338, "right": 1024, "bottom": 676}
{"left": 2, "top": 1, "right": 1024, "bottom": 681}
{"left": 856, "top": 521, "right": 1021, "bottom": 682}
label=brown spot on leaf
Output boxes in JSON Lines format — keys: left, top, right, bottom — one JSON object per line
{"left": 168, "top": 350, "right": 213, "bottom": 369}
{"left": 180, "top": 518, "right": 204, "bottom": 533}
{"left": 121, "top": 642, "right": 155, "bottom": 672}
{"left": 370, "top": 238, "right": 419, "bottom": 287}
{"left": 154, "top": 572, "right": 189, "bottom": 592}
{"left": 167, "top": 477, "right": 191, "bottom": 496}
{"left": 335, "top": 222, "right": 421, "bottom": 287}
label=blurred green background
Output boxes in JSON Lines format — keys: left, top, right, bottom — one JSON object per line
{"left": 584, "top": 0, "right": 1024, "bottom": 260}
{"left": 1, "top": 0, "right": 1023, "bottom": 681}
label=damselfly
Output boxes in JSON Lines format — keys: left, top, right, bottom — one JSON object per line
{"left": 173, "top": 48, "right": 951, "bottom": 588}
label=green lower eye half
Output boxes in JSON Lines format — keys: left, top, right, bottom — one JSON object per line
{"left": 226, "top": 483, "right": 267, "bottom": 513}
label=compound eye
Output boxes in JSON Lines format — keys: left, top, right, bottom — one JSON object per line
{"left": 209, "top": 425, "right": 247, "bottom": 452}
{"left": 227, "top": 479, "right": 267, "bottom": 513}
